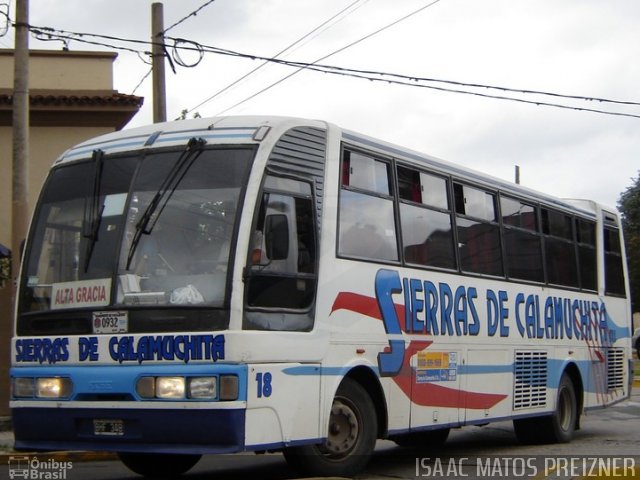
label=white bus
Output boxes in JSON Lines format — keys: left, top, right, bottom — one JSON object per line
{"left": 11, "top": 116, "right": 632, "bottom": 477}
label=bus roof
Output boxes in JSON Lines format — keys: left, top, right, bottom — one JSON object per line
{"left": 55, "top": 115, "right": 608, "bottom": 220}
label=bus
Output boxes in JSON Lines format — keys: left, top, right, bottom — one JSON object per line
{"left": 11, "top": 115, "right": 632, "bottom": 477}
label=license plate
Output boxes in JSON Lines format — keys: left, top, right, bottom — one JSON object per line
{"left": 93, "top": 419, "right": 124, "bottom": 436}
{"left": 92, "top": 311, "right": 128, "bottom": 334}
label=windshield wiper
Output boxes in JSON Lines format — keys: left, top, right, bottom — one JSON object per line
{"left": 126, "top": 137, "right": 207, "bottom": 269}
{"left": 83, "top": 149, "right": 105, "bottom": 272}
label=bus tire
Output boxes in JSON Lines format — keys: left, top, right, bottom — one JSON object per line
{"left": 513, "top": 373, "right": 577, "bottom": 444}
{"left": 391, "top": 428, "right": 450, "bottom": 448}
{"left": 118, "top": 452, "right": 201, "bottom": 478}
{"left": 283, "top": 377, "right": 377, "bottom": 477}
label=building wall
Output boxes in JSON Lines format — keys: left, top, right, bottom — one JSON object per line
{"left": 0, "top": 49, "right": 141, "bottom": 417}
{"left": 0, "top": 50, "right": 115, "bottom": 91}
{"left": 0, "top": 125, "right": 112, "bottom": 248}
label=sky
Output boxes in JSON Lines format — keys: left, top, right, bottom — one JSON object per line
{"left": 2, "top": 0, "right": 639, "bottom": 210}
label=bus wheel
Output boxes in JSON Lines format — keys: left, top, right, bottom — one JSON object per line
{"left": 118, "top": 453, "right": 201, "bottom": 478}
{"left": 283, "top": 377, "right": 377, "bottom": 477}
{"left": 513, "top": 373, "right": 577, "bottom": 444}
{"left": 391, "top": 428, "right": 450, "bottom": 448}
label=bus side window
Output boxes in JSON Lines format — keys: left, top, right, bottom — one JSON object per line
{"left": 454, "top": 182, "right": 503, "bottom": 276}
{"left": 245, "top": 177, "right": 317, "bottom": 319}
{"left": 397, "top": 165, "right": 456, "bottom": 270}
{"left": 501, "top": 196, "right": 543, "bottom": 283}
{"left": 338, "top": 149, "right": 399, "bottom": 262}
{"left": 542, "top": 208, "right": 578, "bottom": 288}
{"left": 576, "top": 219, "right": 597, "bottom": 291}
{"left": 603, "top": 224, "right": 625, "bottom": 296}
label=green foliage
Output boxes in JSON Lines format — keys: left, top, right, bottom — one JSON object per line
{"left": 618, "top": 171, "right": 640, "bottom": 312}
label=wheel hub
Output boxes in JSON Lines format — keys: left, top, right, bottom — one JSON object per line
{"left": 324, "top": 399, "right": 359, "bottom": 456}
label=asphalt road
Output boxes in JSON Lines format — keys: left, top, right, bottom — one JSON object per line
{"left": 2, "top": 390, "right": 638, "bottom": 480}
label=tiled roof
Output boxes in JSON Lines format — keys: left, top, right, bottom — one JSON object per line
{"left": 0, "top": 89, "right": 144, "bottom": 129}
{"left": 0, "top": 90, "right": 143, "bottom": 108}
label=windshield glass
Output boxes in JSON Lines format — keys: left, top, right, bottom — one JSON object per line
{"left": 20, "top": 147, "right": 253, "bottom": 314}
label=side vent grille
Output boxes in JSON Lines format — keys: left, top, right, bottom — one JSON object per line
{"left": 606, "top": 348, "right": 625, "bottom": 391}
{"left": 514, "top": 351, "right": 548, "bottom": 409}
{"left": 267, "top": 126, "right": 327, "bottom": 230}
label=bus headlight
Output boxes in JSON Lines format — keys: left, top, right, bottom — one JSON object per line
{"left": 13, "top": 378, "right": 35, "bottom": 398}
{"left": 155, "top": 377, "right": 186, "bottom": 399}
{"left": 187, "top": 377, "right": 216, "bottom": 399}
{"left": 135, "top": 375, "right": 235, "bottom": 401}
{"left": 36, "top": 377, "right": 72, "bottom": 398}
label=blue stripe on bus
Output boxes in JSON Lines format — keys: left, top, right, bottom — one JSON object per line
{"left": 62, "top": 131, "right": 255, "bottom": 161}
{"left": 65, "top": 140, "right": 147, "bottom": 159}
{"left": 154, "top": 133, "right": 254, "bottom": 143}
{"left": 283, "top": 358, "right": 615, "bottom": 395}
{"left": 457, "top": 364, "right": 513, "bottom": 374}
{"left": 282, "top": 365, "right": 350, "bottom": 376}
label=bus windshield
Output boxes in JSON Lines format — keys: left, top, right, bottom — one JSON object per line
{"left": 19, "top": 146, "right": 254, "bottom": 314}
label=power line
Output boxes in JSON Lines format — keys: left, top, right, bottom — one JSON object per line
{"left": 166, "top": 38, "right": 640, "bottom": 115}
{"left": 24, "top": 23, "right": 151, "bottom": 55}
{"left": 3, "top": 9, "right": 640, "bottom": 120}
{"left": 162, "top": 0, "right": 217, "bottom": 35}
{"left": 131, "top": 66, "right": 152, "bottom": 95}
{"left": 8, "top": 10, "right": 640, "bottom": 110}
{"left": 301, "top": 63, "right": 640, "bottom": 108}
{"left": 185, "top": 0, "right": 370, "bottom": 116}
{"left": 212, "top": 0, "right": 444, "bottom": 115}
{"left": 300, "top": 67, "right": 640, "bottom": 120}
{"left": 0, "top": 2, "right": 10, "bottom": 37}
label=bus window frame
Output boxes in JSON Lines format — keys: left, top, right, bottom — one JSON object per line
{"left": 243, "top": 168, "right": 320, "bottom": 329}
{"left": 336, "top": 142, "right": 614, "bottom": 297}
{"left": 337, "top": 146, "right": 401, "bottom": 265}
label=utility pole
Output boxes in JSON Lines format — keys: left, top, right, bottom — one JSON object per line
{"left": 151, "top": 2, "right": 167, "bottom": 122}
{"left": 12, "top": 0, "right": 29, "bottom": 298}
{"left": 515, "top": 165, "right": 520, "bottom": 185}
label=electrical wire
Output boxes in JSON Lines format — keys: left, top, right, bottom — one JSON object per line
{"left": 184, "top": 0, "right": 370, "bottom": 116}
{"left": 171, "top": 37, "right": 204, "bottom": 68}
{"left": 212, "top": 0, "right": 444, "bottom": 116}
{"left": 2, "top": 8, "right": 640, "bottom": 120}
{"left": 162, "top": 0, "right": 217, "bottom": 35}
{"left": 298, "top": 66, "right": 640, "bottom": 120}
{"left": 131, "top": 67, "right": 152, "bottom": 95}
{"left": 165, "top": 38, "right": 640, "bottom": 112}
{"left": 0, "top": 2, "right": 10, "bottom": 37}
{"left": 23, "top": 23, "right": 152, "bottom": 55}
{"left": 7, "top": 9, "right": 640, "bottom": 110}
{"left": 160, "top": 0, "right": 217, "bottom": 71}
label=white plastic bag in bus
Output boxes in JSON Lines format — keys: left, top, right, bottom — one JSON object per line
{"left": 170, "top": 284, "right": 205, "bottom": 305}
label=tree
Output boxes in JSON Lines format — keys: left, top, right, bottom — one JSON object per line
{"left": 618, "top": 171, "right": 640, "bottom": 313}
